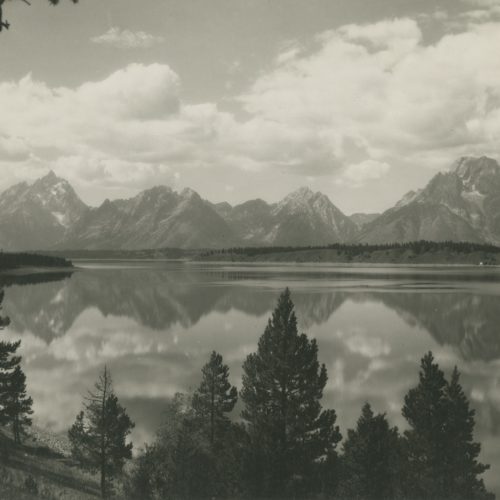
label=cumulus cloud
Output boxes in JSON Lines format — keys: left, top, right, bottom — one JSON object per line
{"left": 0, "top": 63, "right": 240, "bottom": 196}
{"left": 91, "top": 27, "right": 165, "bottom": 49}
{"left": 2, "top": 15, "right": 500, "bottom": 205}
{"left": 462, "top": 0, "right": 500, "bottom": 6}
{"left": 341, "top": 160, "right": 391, "bottom": 187}
{"left": 240, "top": 18, "right": 500, "bottom": 176}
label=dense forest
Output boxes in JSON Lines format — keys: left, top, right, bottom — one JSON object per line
{"left": 0, "top": 252, "right": 73, "bottom": 271}
{"left": 200, "top": 240, "right": 500, "bottom": 264}
{"left": 0, "top": 288, "right": 494, "bottom": 499}
{"left": 202, "top": 240, "right": 500, "bottom": 257}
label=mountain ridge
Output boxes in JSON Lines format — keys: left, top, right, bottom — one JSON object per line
{"left": 1, "top": 156, "right": 500, "bottom": 250}
{"left": 358, "top": 156, "right": 500, "bottom": 244}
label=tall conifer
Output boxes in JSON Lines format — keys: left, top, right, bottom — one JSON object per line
{"left": 0, "top": 289, "right": 33, "bottom": 443}
{"left": 241, "top": 288, "right": 341, "bottom": 497}
{"left": 69, "top": 366, "right": 135, "bottom": 498}
{"left": 402, "top": 352, "right": 492, "bottom": 499}
{"left": 192, "top": 351, "right": 238, "bottom": 445}
{"left": 339, "top": 403, "right": 402, "bottom": 500}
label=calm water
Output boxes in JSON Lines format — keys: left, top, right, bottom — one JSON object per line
{"left": 3, "top": 261, "right": 500, "bottom": 494}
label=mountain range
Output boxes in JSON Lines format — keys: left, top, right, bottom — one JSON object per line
{"left": 1, "top": 156, "right": 500, "bottom": 250}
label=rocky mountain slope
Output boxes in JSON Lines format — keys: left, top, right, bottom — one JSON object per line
{"left": 0, "top": 171, "right": 88, "bottom": 251}
{"left": 62, "top": 186, "right": 236, "bottom": 250}
{"left": 0, "top": 173, "right": 358, "bottom": 250}
{"left": 358, "top": 156, "right": 500, "bottom": 244}
{"left": 215, "top": 187, "right": 358, "bottom": 246}
{"left": 349, "top": 212, "right": 380, "bottom": 229}
{"left": 1, "top": 156, "right": 500, "bottom": 250}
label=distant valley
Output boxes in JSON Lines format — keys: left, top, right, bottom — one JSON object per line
{"left": 1, "top": 156, "right": 500, "bottom": 250}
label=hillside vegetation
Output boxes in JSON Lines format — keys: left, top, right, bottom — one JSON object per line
{"left": 0, "top": 430, "right": 99, "bottom": 499}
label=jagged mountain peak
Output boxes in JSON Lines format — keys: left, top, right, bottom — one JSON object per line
{"left": 283, "top": 186, "right": 321, "bottom": 201}
{"left": 0, "top": 171, "right": 89, "bottom": 250}
{"left": 43, "top": 169, "right": 58, "bottom": 181}
{"left": 180, "top": 187, "right": 201, "bottom": 200}
{"left": 453, "top": 156, "right": 499, "bottom": 177}
{"left": 278, "top": 186, "right": 335, "bottom": 213}
{"left": 452, "top": 156, "right": 500, "bottom": 194}
{"left": 34, "top": 170, "right": 71, "bottom": 189}
{"left": 358, "top": 155, "right": 500, "bottom": 245}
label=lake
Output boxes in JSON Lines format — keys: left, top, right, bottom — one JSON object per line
{"left": 2, "top": 261, "right": 500, "bottom": 494}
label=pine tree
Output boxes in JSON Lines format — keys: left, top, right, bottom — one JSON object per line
{"left": 402, "top": 352, "right": 492, "bottom": 499}
{"left": 339, "top": 403, "right": 402, "bottom": 500}
{"left": 127, "top": 393, "right": 221, "bottom": 500}
{"left": 68, "top": 366, "right": 135, "bottom": 499}
{"left": 0, "top": 289, "right": 17, "bottom": 428}
{"left": 3, "top": 365, "right": 33, "bottom": 443}
{"left": 442, "top": 367, "right": 491, "bottom": 499}
{"left": 192, "top": 351, "right": 238, "bottom": 445}
{"left": 241, "top": 288, "right": 341, "bottom": 497}
{"left": 0, "top": 289, "right": 33, "bottom": 444}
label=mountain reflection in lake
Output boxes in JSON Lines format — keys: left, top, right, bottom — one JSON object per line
{"left": 2, "top": 262, "right": 500, "bottom": 494}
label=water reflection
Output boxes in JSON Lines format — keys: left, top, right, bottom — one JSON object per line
{"left": 3, "top": 264, "right": 500, "bottom": 362}
{"left": 1, "top": 262, "right": 500, "bottom": 494}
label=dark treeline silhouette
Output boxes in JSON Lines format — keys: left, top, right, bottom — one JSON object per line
{"left": 125, "top": 289, "right": 494, "bottom": 500}
{"left": 0, "top": 252, "right": 73, "bottom": 271}
{"left": 201, "top": 240, "right": 500, "bottom": 259}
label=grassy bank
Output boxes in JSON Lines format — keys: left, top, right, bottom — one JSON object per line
{"left": 0, "top": 429, "right": 99, "bottom": 499}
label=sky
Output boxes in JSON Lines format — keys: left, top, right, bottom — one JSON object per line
{"left": 0, "top": 0, "right": 500, "bottom": 214}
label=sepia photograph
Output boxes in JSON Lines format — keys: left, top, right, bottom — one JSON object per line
{"left": 0, "top": 0, "right": 500, "bottom": 498}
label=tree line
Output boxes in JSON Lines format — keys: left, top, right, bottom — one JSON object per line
{"left": 201, "top": 240, "right": 500, "bottom": 258}
{"left": 0, "top": 288, "right": 495, "bottom": 499}
{"left": 0, "top": 251, "right": 73, "bottom": 271}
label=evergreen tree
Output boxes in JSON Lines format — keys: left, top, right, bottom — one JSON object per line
{"left": 69, "top": 366, "right": 135, "bottom": 498}
{"left": 0, "top": 289, "right": 17, "bottom": 429}
{"left": 127, "top": 393, "right": 219, "bottom": 500}
{"left": 442, "top": 367, "right": 492, "bottom": 499}
{"left": 0, "top": 289, "right": 33, "bottom": 444}
{"left": 402, "top": 352, "right": 492, "bottom": 499}
{"left": 241, "top": 288, "right": 341, "bottom": 498}
{"left": 3, "top": 365, "right": 33, "bottom": 443}
{"left": 339, "top": 403, "right": 402, "bottom": 500}
{"left": 402, "top": 352, "right": 449, "bottom": 498}
{"left": 192, "top": 350, "right": 238, "bottom": 445}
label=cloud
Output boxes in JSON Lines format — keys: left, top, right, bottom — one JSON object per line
{"left": 0, "top": 63, "right": 233, "bottom": 189}
{"left": 341, "top": 160, "right": 391, "bottom": 187}
{"left": 338, "top": 18, "right": 422, "bottom": 51}
{"left": 462, "top": 0, "right": 500, "bottom": 6}
{"left": 460, "top": 0, "right": 500, "bottom": 21}
{"left": 91, "top": 27, "right": 165, "bottom": 49}
{"left": 240, "top": 18, "right": 500, "bottom": 176}
{"left": 2, "top": 15, "right": 500, "bottom": 205}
